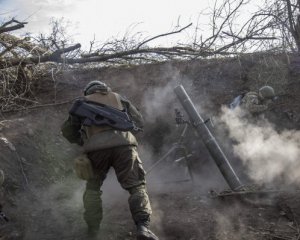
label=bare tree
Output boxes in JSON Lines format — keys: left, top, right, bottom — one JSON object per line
{"left": 80, "top": 0, "right": 278, "bottom": 64}
{"left": 0, "top": 0, "right": 286, "bottom": 70}
{"left": 250, "top": 0, "right": 300, "bottom": 53}
{"left": 0, "top": 0, "right": 298, "bottom": 111}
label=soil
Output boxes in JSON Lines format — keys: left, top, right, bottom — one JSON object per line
{"left": 0, "top": 54, "right": 299, "bottom": 240}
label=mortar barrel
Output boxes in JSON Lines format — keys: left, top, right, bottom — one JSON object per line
{"left": 174, "top": 85, "right": 243, "bottom": 190}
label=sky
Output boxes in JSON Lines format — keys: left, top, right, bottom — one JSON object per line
{"left": 0, "top": 0, "right": 263, "bottom": 51}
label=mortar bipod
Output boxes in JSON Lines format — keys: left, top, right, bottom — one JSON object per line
{"left": 146, "top": 112, "right": 195, "bottom": 183}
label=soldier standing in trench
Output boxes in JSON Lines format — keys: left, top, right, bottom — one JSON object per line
{"left": 61, "top": 81, "right": 159, "bottom": 240}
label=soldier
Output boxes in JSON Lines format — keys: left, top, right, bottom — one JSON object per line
{"left": 61, "top": 81, "right": 158, "bottom": 240}
{"left": 230, "top": 86, "right": 277, "bottom": 114}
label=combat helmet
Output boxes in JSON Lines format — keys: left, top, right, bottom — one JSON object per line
{"left": 258, "top": 86, "right": 276, "bottom": 100}
{"left": 84, "top": 80, "right": 111, "bottom": 95}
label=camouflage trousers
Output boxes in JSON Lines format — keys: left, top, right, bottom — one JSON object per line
{"left": 83, "top": 146, "right": 152, "bottom": 230}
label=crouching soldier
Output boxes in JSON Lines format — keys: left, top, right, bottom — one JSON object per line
{"left": 61, "top": 81, "right": 158, "bottom": 240}
{"left": 230, "top": 85, "right": 277, "bottom": 114}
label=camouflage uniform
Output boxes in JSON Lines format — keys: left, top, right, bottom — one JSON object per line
{"left": 62, "top": 90, "right": 152, "bottom": 233}
{"left": 240, "top": 91, "right": 269, "bottom": 114}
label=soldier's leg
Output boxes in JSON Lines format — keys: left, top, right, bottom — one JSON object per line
{"left": 83, "top": 150, "right": 111, "bottom": 232}
{"left": 83, "top": 176, "right": 104, "bottom": 232}
{"left": 112, "top": 146, "right": 158, "bottom": 240}
{"left": 112, "top": 146, "right": 152, "bottom": 224}
{"left": 128, "top": 184, "right": 152, "bottom": 225}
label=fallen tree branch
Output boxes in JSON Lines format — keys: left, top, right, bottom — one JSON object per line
{"left": 136, "top": 23, "right": 192, "bottom": 49}
{"left": 222, "top": 31, "right": 277, "bottom": 40}
{"left": 0, "top": 41, "right": 18, "bottom": 58}
{"left": 0, "top": 19, "right": 27, "bottom": 34}
{"left": 0, "top": 33, "right": 48, "bottom": 56}
{"left": 0, "top": 100, "right": 73, "bottom": 114}
{"left": 0, "top": 43, "right": 81, "bottom": 69}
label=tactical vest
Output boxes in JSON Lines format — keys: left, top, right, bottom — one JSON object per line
{"left": 82, "top": 91, "right": 138, "bottom": 152}
{"left": 83, "top": 91, "right": 124, "bottom": 138}
{"left": 84, "top": 91, "right": 123, "bottom": 110}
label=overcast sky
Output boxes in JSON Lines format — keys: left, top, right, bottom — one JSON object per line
{"left": 0, "top": 0, "right": 263, "bottom": 50}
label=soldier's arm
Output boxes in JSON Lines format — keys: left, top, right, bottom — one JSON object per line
{"left": 120, "top": 96, "right": 144, "bottom": 129}
{"left": 61, "top": 115, "right": 83, "bottom": 145}
{"left": 245, "top": 100, "right": 268, "bottom": 114}
{"left": 241, "top": 93, "right": 268, "bottom": 114}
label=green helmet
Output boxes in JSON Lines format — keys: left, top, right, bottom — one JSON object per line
{"left": 84, "top": 80, "right": 110, "bottom": 95}
{"left": 258, "top": 86, "right": 276, "bottom": 100}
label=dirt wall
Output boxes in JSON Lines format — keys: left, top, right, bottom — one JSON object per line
{"left": 0, "top": 53, "right": 299, "bottom": 240}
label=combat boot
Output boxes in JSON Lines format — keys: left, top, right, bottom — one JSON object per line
{"left": 136, "top": 224, "right": 159, "bottom": 240}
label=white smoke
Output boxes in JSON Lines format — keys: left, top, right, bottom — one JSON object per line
{"left": 141, "top": 64, "right": 198, "bottom": 124}
{"left": 214, "top": 212, "right": 247, "bottom": 240}
{"left": 142, "top": 66, "right": 181, "bottom": 123}
{"left": 220, "top": 107, "right": 300, "bottom": 185}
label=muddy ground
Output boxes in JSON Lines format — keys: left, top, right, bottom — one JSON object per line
{"left": 0, "top": 54, "right": 300, "bottom": 240}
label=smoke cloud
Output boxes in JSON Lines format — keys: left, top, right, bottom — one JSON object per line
{"left": 220, "top": 107, "right": 300, "bottom": 186}
{"left": 142, "top": 66, "right": 181, "bottom": 123}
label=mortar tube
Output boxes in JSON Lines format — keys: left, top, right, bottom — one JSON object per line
{"left": 174, "top": 85, "right": 243, "bottom": 191}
